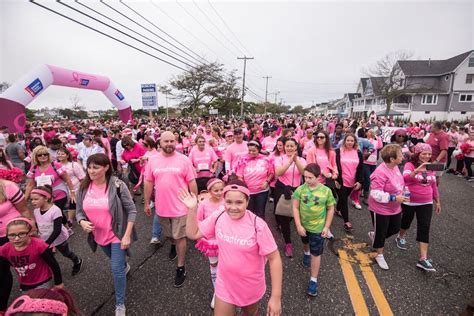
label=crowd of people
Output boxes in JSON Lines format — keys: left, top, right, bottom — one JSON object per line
{"left": 0, "top": 113, "right": 472, "bottom": 316}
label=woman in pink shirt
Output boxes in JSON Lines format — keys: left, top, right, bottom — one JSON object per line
{"left": 189, "top": 136, "right": 218, "bottom": 193}
{"left": 181, "top": 180, "right": 282, "bottom": 316}
{"left": 300, "top": 129, "right": 315, "bottom": 159}
{"left": 306, "top": 131, "right": 338, "bottom": 185}
{"left": 362, "top": 129, "right": 383, "bottom": 202}
{"left": 463, "top": 131, "right": 474, "bottom": 180}
{"left": 268, "top": 137, "right": 286, "bottom": 204}
{"left": 396, "top": 143, "right": 440, "bottom": 272}
{"left": 235, "top": 141, "right": 273, "bottom": 220}
{"left": 368, "top": 144, "right": 409, "bottom": 270}
{"left": 274, "top": 138, "right": 307, "bottom": 258}
{"left": 335, "top": 134, "right": 363, "bottom": 232}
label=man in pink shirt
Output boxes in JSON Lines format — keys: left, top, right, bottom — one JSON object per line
{"left": 144, "top": 131, "right": 198, "bottom": 288}
{"left": 223, "top": 128, "right": 248, "bottom": 173}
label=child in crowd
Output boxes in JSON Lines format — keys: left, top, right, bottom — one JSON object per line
{"left": 0, "top": 217, "right": 64, "bottom": 292}
{"left": 180, "top": 180, "right": 282, "bottom": 316}
{"left": 195, "top": 178, "right": 225, "bottom": 309}
{"left": 31, "top": 185, "right": 83, "bottom": 276}
{"left": 292, "top": 163, "right": 336, "bottom": 296}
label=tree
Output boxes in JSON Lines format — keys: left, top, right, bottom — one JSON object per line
{"left": 291, "top": 105, "right": 309, "bottom": 114}
{"left": 365, "top": 51, "right": 416, "bottom": 116}
{"left": 164, "top": 62, "right": 239, "bottom": 116}
{"left": 0, "top": 82, "right": 10, "bottom": 93}
{"left": 69, "top": 95, "right": 85, "bottom": 111}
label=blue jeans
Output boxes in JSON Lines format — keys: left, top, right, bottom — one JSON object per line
{"left": 363, "top": 164, "right": 377, "bottom": 194}
{"left": 101, "top": 243, "right": 127, "bottom": 306}
{"left": 248, "top": 190, "right": 269, "bottom": 219}
{"left": 152, "top": 214, "right": 162, "bottom": 239}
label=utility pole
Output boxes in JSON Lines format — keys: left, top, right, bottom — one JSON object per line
{"left": 237, "top": 56, "right": 254, "bottom": 117}
{"left": 275, "top": 91, "right": 280, "bottom": 104}
{"left": 263, "top": 76, "right": 271, "bottom": 115}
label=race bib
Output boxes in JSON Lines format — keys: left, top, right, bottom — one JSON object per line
{"left": 198, "top": 163, "right": 209, "bottom": 171}
{"left": 367, "top": 153, "right": 377, "bottom": 163}
{"left": 36, "top": 173, "right": 53, "bottom": 187}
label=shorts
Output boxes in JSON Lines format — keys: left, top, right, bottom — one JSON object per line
{"left": 160, "top": 215, "right": 187, "bottom": 240}
{"left": 301, "top": 231, "right": 324, "bottom": 257}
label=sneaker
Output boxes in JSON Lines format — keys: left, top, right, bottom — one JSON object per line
{"left": 302, "top": 254, "right": 311, "bottom": 268}
{"left": 284, "top": 243, "right": 293, "bottom": 258}
{"left": 416, "top": 259, "right": 436, "bottom": 272}
{"left": 368, "top": 231, "right": 375, "bottom": 245}
{"left": 334, "top": 210, "right": 342, "bottom": 217}
{"left": 169, "top": 245, "right": 177, "bottom": 261}
{"left": 344, "top": 222, "right": 353, "bottom": 232}
{"left": 150, "top": 237, "right": 162, "bottom": 246}
{"left": 115, "top": 304, "right": 126, "bottom": 316}
{"left": 174, "top": 266, "right": 186, "bottom": 287}
{"left": 351, "top": 200, "right": 362, "bottom": 210}
{"left": 325, "top": 230, "right": 334, "bottom": 240}
{"left": 395, "top": 236, "right": 407, "bottom": 250}
{"left": 125, "top": 262, "right": 131, "bottom": 275}
{"left": 210, "top": 293, "right": 216, "bottom": 309}
{"left": 468, "top": 177, "right": 474, "bottom": 182}
{"left": 268, "top": 197, "right": 274, "bottom": 203}
{"left": 375, "top": 254, "right": 389, "bottom": 270}
{"left": 307, "top": 280, "right": 318, "bottom": 296}
{"left": 71, "top": 258, "right": 83, "bottom": 276}
{"left": 456, "top": 172, "right": 464, "bottom": 177}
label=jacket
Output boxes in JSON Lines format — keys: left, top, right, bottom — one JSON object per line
{"left": 76, "top": 176, "right": 137, "bottom": 246}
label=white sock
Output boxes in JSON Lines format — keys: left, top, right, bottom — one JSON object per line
{"left": 310, "top": 276, "right": 317, "bottom": 282}
{"left": 376, "top": 254, "right": 384, "bottom": 258}
{"left": 210, "top": 265, "right": 217, "bottom": 287}
{"left": 304, "top": 251, "right": 310, "bottom": 256}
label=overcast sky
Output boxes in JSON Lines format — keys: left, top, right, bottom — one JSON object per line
{"left": 1, "top": 0, "right": 473, "bottom": 111}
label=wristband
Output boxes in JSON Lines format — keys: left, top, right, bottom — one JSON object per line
{"left": 389, "top": 194, "right": 396, "bottom": 202}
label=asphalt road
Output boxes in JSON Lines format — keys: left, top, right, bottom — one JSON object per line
{"left": 9, "top": 173, "right": 474, "bottom": 315}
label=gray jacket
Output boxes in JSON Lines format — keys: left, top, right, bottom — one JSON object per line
{"left": 76, "top": 176, "right": 137, "bottom": 243}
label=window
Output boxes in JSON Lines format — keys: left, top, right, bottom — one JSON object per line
{"left": 425, "top": 111, "right": 430, "bottom": 114}
{"left": 421, "top": 94, "right": 438, "bottom": 105}
{"left": 461, "top": 111, "right": 467, "bottom": 114}
{"left": 469, "top": 57, "right": 474, "bottom": 67}
{"left": 459, "top": 94, "right": 473, "bottom": 102}
{"left": 466, "top": 74, "right": 474, "bottom": 84}
{"left": 445, "top": 75, "right": 449, "bottom": 81}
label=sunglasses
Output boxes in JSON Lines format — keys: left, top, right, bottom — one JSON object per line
{"left": 316, "top": 136, "right": 326, "bottom": 139}
{"left": 37, "top": 153, "right": 49, "bottom": 157}
{"left": 7, "top": 230, "right": 30, "bottom": 240}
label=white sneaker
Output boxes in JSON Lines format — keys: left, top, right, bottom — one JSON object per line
{"left": 210, "top": 293, "right": 216, "bottom": 309}
{"left": 115, "top": 305, "right": 126, "bottom": 316}
{"left": 375, "top": 255, "right": 389, "bottom": 270}
{"left": 150, "top": 237, "right": 161, "bottom": 245}
{"left": 352, "top": 200, "right": 362, "bottom": 210}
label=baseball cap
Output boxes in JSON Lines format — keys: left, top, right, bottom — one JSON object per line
{"left": 225, "top": 132, "right": 234, "bottom": 137}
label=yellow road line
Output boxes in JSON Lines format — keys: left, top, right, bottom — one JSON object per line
{"left": 338, "top": 249, "right": 370, "bottom": 316}
{"left": 355, "top": 251, "right": 394, "bottom": 316}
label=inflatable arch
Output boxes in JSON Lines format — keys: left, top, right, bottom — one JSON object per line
{"left": 0, "top": 64, "right": 133, "bottom": 133}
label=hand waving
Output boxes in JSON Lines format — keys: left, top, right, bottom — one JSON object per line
{"left": 178, "top": 189, "right": 198, "bottom": 210}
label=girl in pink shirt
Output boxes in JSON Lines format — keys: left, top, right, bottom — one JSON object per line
{"left": 368, "top": 144, "right": 408, "bottom": 270}
{"left": 181, "top": 180, "right": 282, "bottom": 316}
{"left": 362, "top": 130, "right": 383, "bottom": 200}
{"left": 235, "top": 141, "right": 274, "bottom": 220}
{"left": 397, "top": 143, "right": 441, "bottom": 272}
{"left": 335, "top": 134, "right": 363, "bottom": 231}
{"left": 31, "top": 185, "right": 83, "bottom": 276}
{"left": 306, "top": 131, "right": 338, "bottom": 185}
{"left": 195, "top": 178, "right": 225, "bottom": 309}
{"left": 274, "top": 138, "right": 307, "bottom": 258}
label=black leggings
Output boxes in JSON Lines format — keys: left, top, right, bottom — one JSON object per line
{"left": 370, "top": 211, "right": 401, "bottom": 249}
{"left": 336, "top": 186, "right": 353, "bottom": 223}
{"left": 54, "top": 197, "right": 69, "bottom": 224}
{"left": 273, "top": 180, "right": 296, "bottom": 244}
{"left": 446, "top": 147, "right": 456, "bottom": 170}
{"left": 56, "top": 240, "right": 80, "bottom": 264}
{"left": 401, "top": 204, "right": 433, "bottom": 243}
{"left": 0, "top": 236, "right": 12, "bottom": 311}
{"left": 196, "top": 177, "right": 211, "bottom": 194}
{"left": 465, "top": 157, "right": 474, "bottom": 177}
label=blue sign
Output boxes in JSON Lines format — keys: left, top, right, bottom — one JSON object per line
{"left": 80, "top": 79, "right": 90, "bottom": 86}
{"left": 115, "top": 89, "right": 125, "bottom": 101}
{"left": 24, "top": 78, "right": 43, "bottom": 97}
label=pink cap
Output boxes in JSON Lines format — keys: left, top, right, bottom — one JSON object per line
{"left": 122, "top": 128, "right": 133, "bottom": 136}
{"left": 225, "top": 132, "right": 234, "bottom": 137}
{"left": 68, "top": 134, "right": 77, "bottom": 140}
{"left": 414, "top": 143, "right": 432, "bottom": 154}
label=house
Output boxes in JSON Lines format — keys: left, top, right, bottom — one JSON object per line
{"left": 353, "top": 50, "right": 474, "bottom": 121}
{"left": 342, "top": 93, "right": 362, "bottom": 117}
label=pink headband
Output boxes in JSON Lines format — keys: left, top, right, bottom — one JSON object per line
{"left": 31, "top": 189, "right": 52, "bottom": 199}
{"left": 6, "top": 295, "right": 68, "bottom": 316}
{"left": 207, "top": 178, "right": 224, "bottom": 191}
{"left": 223, "top": 184, "right": 250, "bottom": 198}
{"left": 414, "top": 143, "right": 432, "bottom": 154}
{"left": 6, "top": 217, "right": 34, "bottom": 229}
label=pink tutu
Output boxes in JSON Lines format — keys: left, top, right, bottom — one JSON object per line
{"left": 195, "top": 238, "right": 219, "bottom": 257}
{"left": 0, "top": 168, "right": 23, "bottom": 183}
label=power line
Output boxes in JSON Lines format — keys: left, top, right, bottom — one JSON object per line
{"left": 55, "top": 0, "right": 195, "bottom": 68}
{"left": 75, "top": 0, "right": 201, "bottom": 67}
{"left": 30, "top": 0, "right": 187, "bottom": 71}
{"left": 119, "top": 0, "right": 209, "bottom": 65}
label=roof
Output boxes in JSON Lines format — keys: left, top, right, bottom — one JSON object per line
{"left": 360, "top": 78, "right": 369, "bottom": 92}
{"left": 370, "top": 77, "right": 388, "bottom": 95}
{"left": 398, "top": 50, "right": 473, "bottom": 76}
{"left": 346, "top": 93, "right": 361, "bottom": 101}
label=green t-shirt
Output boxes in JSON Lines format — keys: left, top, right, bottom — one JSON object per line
{"left": 292, "top": 183, "right": 336, "bottom": 233}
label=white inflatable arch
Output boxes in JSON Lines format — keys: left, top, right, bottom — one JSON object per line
{"left": 0, "top": 64, "right": 133, "bottom": 132}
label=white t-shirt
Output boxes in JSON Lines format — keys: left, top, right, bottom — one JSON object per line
{"left": 34, "top": 205, "right": 69, "bottom": 247}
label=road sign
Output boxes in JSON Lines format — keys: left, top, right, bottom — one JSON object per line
{"left": 209, "top": 108, "right": 218, "bottom": 115}
{"left": 141, "top": 84, "right": 157, "bottom": 110}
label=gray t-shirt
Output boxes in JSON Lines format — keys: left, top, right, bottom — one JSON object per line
{"left": 5, "top": 142, "right": 25, "bottom": 164}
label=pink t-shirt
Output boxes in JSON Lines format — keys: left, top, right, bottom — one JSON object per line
{"left": 27, "top": 162, "right": 67, "bottom": 201}
{"left": 306, "top": 148, "right": 337, "bottom": 183}
{"left": 364, "top": 137, "right": 383, "bottom": 166}
{"left": 0, "top": 181, "right": 24, "bottom": 237}
{"left": 274, "top": 155, "right": 307, "bottom": 187}
{"left": 368, "top": 163, "right": 405, "bottom": 215}
{"left": 198, "top": 210, "right": 278, "bottom": 306}
{"left": 0, "top": 238, "right": 51, "bottom": 286}
{"left": 224, "top": 141, "right": 248, "bottom": 171}
{"left": 447, "top": 131, "right": 459, "bottom": 148}
{"left": 402, "top": 162, "right": 439, "bottom": 204}
{"left": 34, "top": 205, "right": 69, "bottom": 247}
{"left": 61, "top": 161, "right": 85, "bottom": 190}
{"left": 301, "top": 139, "right": 315, "bottom": 158}
{"left": 340, "top": 149, "right": 360, "bottom": 187}
{"left": 144, "top": 152, "right": 196, "bottom": 217}
{"left": 122, "top": 143, "right": 147, "bottom": 173}
{"left": 235, "top": 155, "right": 273, "bottom": 194}
{"left": 189, "top": 146, "right": 218, "bottom": 178}
{"left": 261, "top": 136, "right": 278, "bottom": 152}
{"left": 465, "top": 139, "right": 474, "bottom": 158}
{"left": 82, "top": 182, "right": 120, "bottom": 246}
{"left": 197, "top": 198, "right": 225, "bottom": 222}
